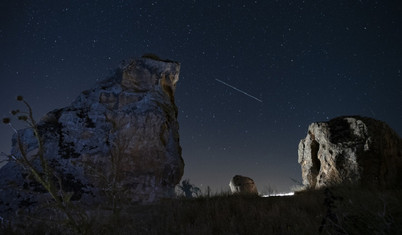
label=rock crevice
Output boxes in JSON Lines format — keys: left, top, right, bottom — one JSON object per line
{"left": 298, "top": 116, "right": 402, "bottom": 189}
{"left": 0, "top": 57, "right": 184, "bottom": 218}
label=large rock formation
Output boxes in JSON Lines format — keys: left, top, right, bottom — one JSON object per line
{"left": 298, "top": 116, "right": 402, "bottom": 189}
{"left": 0, "top": 57, "right": 184, "bottom": 218}
{"left": 229, "top": 175, "right": 258, "bottom": 195}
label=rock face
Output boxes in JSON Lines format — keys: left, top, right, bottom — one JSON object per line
{"left": 298, "top": 116, "right": 402, "bottom": 189}
{"left": 229, "top": 175, "right": 258, "bottom": 194}
{"left": 0, "top": 57, "right": 184, "bottom": 218}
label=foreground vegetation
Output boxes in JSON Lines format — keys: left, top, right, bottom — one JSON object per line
{"left": 2, "top": 97, "right": 401, "bottom": 234}
{"left": 1, "top": 185, "right": 401, "bottom": 234}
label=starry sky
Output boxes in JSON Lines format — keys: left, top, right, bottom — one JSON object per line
{"left": 1, "top": 0, "right": 401, "bottom": 193}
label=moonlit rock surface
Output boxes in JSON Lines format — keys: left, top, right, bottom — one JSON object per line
{"left": 229, "top": 175, "right": 258, "bottom": 195}
{"left": 298, "top": 116, "right": 402, "bottom": 189}
{"left": 0, "top": 57, "right": 184, "bottom": 218}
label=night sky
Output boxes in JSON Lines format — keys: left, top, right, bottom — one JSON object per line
{"left": 1, "top": 1, "right": 401, "bottom": 193}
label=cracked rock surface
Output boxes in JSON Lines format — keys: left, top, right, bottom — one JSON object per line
{"left": 298, "top": 116, "right": 402, "bottom": 189}
{"left": 0, "top": 57, "right": 184, "bottom": 218}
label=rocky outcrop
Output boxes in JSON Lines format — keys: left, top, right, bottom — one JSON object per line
{"left": 0, "top": 57, "right": 184, "bottom": 218}
{"left": 229, "top": 175, "right": 258, "bottom": 194}
{"left": 298, "top": 116, "right": 402, "bottom": 189}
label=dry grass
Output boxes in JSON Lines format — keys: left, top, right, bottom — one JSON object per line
{"left": 137, "top": 192, "right": 325, "bottom": 235}
{"left": 3, "top": 185, "right": 400, "bottom": 234}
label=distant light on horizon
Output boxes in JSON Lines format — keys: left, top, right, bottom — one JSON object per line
{"left": 1, "top": 0, "right": 401, "bottom": 194}
{"left": 262, "top": 192, "right": 295, "bottom": 197}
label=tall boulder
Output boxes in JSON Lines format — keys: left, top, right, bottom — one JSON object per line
{"left": 229, "top": 175, "right": 258, "bottom": 195}
{"left": 0, "top": 57, "right": 184, "bottom": 218}
{"left": 298, "top": 116, "right": 402, "bottom": 189}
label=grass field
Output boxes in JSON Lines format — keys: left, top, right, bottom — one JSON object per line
{"left": 2, "top": 185, "right": 401, "bottom": 234}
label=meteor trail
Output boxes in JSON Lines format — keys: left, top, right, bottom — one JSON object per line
{"left": 215, "top": 79, "right": 263, "bottom": 103}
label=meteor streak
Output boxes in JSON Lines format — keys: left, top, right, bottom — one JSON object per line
{"left": 215, "top": 79, "right": 263, "bottom": 103}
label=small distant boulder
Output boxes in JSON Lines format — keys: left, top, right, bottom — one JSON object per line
{"left": 298, "top": 116, "right": 402, "bottom": 189}
{"left": 229, "top": 175, "right": 258, "bottom": 195}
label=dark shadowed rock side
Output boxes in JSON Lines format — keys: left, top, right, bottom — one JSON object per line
{"left": 298, "top": 116, "right": 402, "bottom": 189}
{"left": 229, "top": 175, "right": 258, "bottom": 194}
{"left": 0, "top": 57, "right": 184, "bottom": 218}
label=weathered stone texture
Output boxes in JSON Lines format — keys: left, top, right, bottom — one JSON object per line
{"left": 0, "top": 57, "right": 184, "bottom": 218}
{"left": 229, "top": 175, "right": 258, "bottom": 194}
{"left": 298, "top": 116, "right": 402, "bottom": 189}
